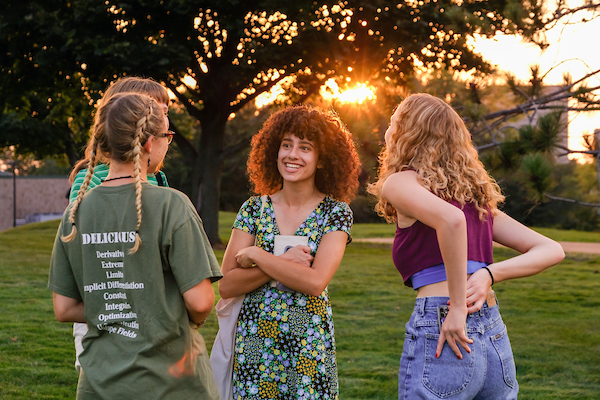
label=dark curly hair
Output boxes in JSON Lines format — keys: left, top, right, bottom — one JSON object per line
{"left": 247, "top": 105, "right": 361, "bottom": 204}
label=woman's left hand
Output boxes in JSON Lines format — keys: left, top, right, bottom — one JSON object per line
{"left": 465, "top": 268, "right": 493, "bottom": 313}
{"left": 235, "top": 246, "right": 258, "bottom": 269}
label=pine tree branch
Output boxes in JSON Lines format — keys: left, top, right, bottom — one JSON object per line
{"left": 544, "top": 193, "right": 600, "bottom": 208}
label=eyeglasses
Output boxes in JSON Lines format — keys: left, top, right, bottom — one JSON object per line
{"left": 156, "top": 130, "right": 175, "bottom": 144}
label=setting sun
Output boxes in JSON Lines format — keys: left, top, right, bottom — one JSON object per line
{"left": 320, "top": 78, "right": 376, "bottom": 104}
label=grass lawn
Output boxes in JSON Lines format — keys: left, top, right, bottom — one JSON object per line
{"left": 0, "top": 216, "right": 599, "bottom": 399}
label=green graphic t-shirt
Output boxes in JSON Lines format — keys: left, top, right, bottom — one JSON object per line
{"left": 49, "top": 183, "right": 221, "bottom": 400}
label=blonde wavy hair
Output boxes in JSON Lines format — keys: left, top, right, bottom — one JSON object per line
{"left": 61, "top": 92, "right": 165, "bottom": 254}
{"left": 368, "top": 93, "right": 504, "bottom": 223}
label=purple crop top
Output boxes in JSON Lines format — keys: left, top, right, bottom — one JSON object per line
{"left": 392, "top": 201, "right": 494, "bottom": 287}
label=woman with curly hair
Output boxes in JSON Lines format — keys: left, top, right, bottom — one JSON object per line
{"left": 368, "top": 93, "right": 564, "bottom": 399}
{"left": 218, "top": 105, "right": 361, "bottom": 399}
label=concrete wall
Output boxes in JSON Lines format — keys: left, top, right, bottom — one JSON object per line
{"left": 0, "top": 175, "right": 70, "bottom": 232}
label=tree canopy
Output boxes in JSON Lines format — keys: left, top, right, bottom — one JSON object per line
{"left": 2, "top": 0, "right": 599, "bottom": 244}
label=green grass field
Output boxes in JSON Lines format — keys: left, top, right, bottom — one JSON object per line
{"left": 0, "top": 216, "right": 599, "bottom": 399}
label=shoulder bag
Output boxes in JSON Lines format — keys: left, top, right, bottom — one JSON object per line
{"left": 210, "top": 195, "right": 267, "bottom": 400}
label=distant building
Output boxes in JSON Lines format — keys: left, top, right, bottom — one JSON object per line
{"left": 0, "top": 175, "right": 69, "bottom": 231}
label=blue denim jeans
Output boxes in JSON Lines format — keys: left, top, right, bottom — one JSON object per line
{"left": 398, "top": 296, "right": 518, "bottom": 399}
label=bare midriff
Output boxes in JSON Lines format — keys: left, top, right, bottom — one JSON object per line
{"left": 416, "top": 274, "right": 472, "bottom": 298}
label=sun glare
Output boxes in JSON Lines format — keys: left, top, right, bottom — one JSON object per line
{"left": 320, "top": 78, "right": 376, "bottom": 104}
{"left": 254, "top": 77, "right": 294, "bottom": 108}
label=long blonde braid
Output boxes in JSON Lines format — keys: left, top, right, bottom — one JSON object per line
{"left": 127, "top": 101, "right": 154, "bottom": 254}
{"left": 61, "top": 137, "right": 100, "bottom": 242}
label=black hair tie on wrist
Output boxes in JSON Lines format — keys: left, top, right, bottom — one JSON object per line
{"left": 482, "top": 266, "right": 495, "bottom": 285}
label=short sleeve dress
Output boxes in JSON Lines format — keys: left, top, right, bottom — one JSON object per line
{"left": 231, "top": 195, "right": 353, "bottom": 400}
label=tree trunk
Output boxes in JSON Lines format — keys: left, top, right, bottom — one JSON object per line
{"left": 196, "top": 114, "right": 227, "bottom": 248}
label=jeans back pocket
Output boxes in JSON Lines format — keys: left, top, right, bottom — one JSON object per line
{"left": 422, "top": 334, "right": 475, "bottom": 398}
{"left": 490, "top": 326, "right": 517, "bottom": 389}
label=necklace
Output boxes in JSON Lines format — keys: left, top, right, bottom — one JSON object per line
{"left": 102, "top": 175, "right": 133, "bottom": 183}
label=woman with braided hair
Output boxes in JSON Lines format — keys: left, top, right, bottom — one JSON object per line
{"left": 68, "top": 77, "right": 172, "bottom": 373}
{"left": 49, "top": 92, "right": 222, "bottom": 400}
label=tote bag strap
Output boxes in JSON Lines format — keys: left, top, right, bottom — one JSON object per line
{"left": 255, "top": 195, "right": 267, "bottom": 246}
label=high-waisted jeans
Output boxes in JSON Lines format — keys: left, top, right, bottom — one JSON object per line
{"left": 398, "top": 296, "right": 518, "bottom": 399}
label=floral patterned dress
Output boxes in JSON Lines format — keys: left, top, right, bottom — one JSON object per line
{"left": 231, "top": 195, "right": 353, "bottom": 400}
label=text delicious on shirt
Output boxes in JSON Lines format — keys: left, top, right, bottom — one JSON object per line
{"left": 80, "top": 230, "right": 144, "bottom": 339}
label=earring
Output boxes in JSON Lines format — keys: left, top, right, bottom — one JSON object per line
{"left": 147, "top": 156, "right": 151, "bottom": 167}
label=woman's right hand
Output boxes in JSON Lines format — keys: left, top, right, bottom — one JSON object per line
{"left": 436, "top": 306, "right": 472, "bottom": 359}
{"left": 279, "top": 245, "right": 313, "bottom": 267}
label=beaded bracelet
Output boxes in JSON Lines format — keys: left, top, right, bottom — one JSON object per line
{"left": 191, "top": 319, "right": 206, "bottom": 330}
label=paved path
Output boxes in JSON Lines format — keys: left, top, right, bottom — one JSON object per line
{"left": 353, "top": 238, "right": 600, "bottom": 254}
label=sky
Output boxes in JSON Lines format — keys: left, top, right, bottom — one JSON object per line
{"left": 470, "top": 12, "right": 600, "bottom": 158}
